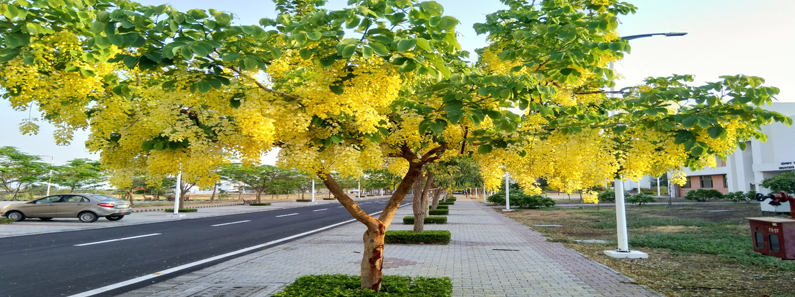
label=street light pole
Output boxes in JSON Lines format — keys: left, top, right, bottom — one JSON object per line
{"left": 46, "top": 155, "right": 53, "bottom": 196}
{"left": 604, "top": 32, "right": 686, "bottom": 259}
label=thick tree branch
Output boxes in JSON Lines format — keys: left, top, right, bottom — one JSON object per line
{"left": 421, "top": 143, "right": 448, "bottom": 162}
{"left": 320, "top": 172, "right": 381, "bottom": 230}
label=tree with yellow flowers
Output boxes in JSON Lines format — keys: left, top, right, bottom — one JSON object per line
{"left": 0, "top": 0, "right": 790, "bottom": 290}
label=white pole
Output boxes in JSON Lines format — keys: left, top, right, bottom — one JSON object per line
{"left": 357, "top": 178, "right": 361, "bottom": 199}
{"left": 46, "top": 155, "right": 53, "bottom": 196}
{"left": 657, "top": 177, "right": 660, "bottom": 196}
{"left": 174, "top": 171, "right": 181, "bottom": 215}
{"left": 614, "top": 178, "right": 629, "bottom": 251}
{"left": 483, "top": 187, "right": 486, "bottom": 203}
{"left": 505, "top": 173, "right": 510, "bottom": 210}
{"left": 311, "top": 179, "right": 315, "bottom": 202}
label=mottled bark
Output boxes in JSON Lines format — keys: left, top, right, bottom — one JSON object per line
{"left": 412, "top": 171, "right": 435, "bottom": 233}
{"left": 210, "top": 184, "right": 217, "bottom": 202}
{"left": 255, "top": 191, "right": 262, "bottom": 203}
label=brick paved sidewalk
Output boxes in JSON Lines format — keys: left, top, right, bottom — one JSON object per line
{"left": 120, "top": 200, "right": 661, "bottom": 297}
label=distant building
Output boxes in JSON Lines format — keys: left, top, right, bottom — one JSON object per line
{"left": 678, "top": 102, "right": 795, "bottom": 197}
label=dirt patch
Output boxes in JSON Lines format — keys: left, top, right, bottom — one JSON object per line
{"left": 646, "top": 225, "right": 701, "bottom": 233}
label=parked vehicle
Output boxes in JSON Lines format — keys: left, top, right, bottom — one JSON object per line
{"left": 0, "top": 194, "right": 132, "bottom": 223}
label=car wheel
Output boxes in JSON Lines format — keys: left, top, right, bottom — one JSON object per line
{"left": 78, "top": 212, "right": 98, "bottom": 223}
{"left": 39, "top": 217, "right": 53, "bottom": 221}
{"left": 6, "top": 211, "right": 25, "bottom": 221}
{"left": 106, "top": 215, "right": 124, "bottom": 221}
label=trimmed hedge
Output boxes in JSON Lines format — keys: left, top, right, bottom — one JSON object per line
{"left": 164, "top": 208, "right": 197, "bottom": 213}
{"left": 323, "top": 197, "right": 336, "bottom": 200}
{"left": 685, "top": 189, "right": 724, "bottom": 202}
{"left": 249, "top": 202, "right": 271, "bottom": 206}
{"left": 296, "top": 199, "right": 312, "bottom": 202}
{"left": 0, "top": 218, "right": 13, "bottom": 224}
{"left": 446, "top": 197, "right": 456, "bottom": 201}
{"left": 385, "top": 230, "right": 451, "bottom": 245}
{"left": 438, "top": 201, "right": 455, "bottom": 205}
{"left": 403, "top": 216, "right": 447, "bottom": 224}
{"left": 429, "top": 205, "right": 448, "bottom": 210}
{"left": 428, "top": 209, "right": 449, "bottom": 215}
{"left": 273, "top": 274, "right": 452, "bottom": 297}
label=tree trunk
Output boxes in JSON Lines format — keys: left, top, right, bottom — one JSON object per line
{"left": 210, "top": 184, "right": 217, "bottom": 202}
{"left": 361, "top": 224, "right": 386, "bottom": 290}
{"left": 412, "top": 170, "right": 434, "bottom": 233}
{"left": 256, "top": 191, "right": 262, "bottom": 203}
{"left": 431, "top": 188, "right": 444, "bottom": 210}
{"left": 126, "top": 189, "right": 134, "bottom": 206}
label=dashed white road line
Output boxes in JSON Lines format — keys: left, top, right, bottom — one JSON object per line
{"left": 313, "top": 208, "right": 328, "bottom": 212}
{"left": 211, "top": 220, "right": 250, "bottom": 227}
{"left": 74, "top": 233, "right": 161, "bottom": 247}
{"left": 275, "top": 213, "right": 298, "bottom": 218}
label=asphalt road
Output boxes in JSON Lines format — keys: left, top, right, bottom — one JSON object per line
{"left": 0, "top": 198, "right": 402, "bottom": 296}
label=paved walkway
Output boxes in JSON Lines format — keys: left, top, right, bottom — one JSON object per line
{"left": 119, "top": 200, "right": 660, "bottom": 297}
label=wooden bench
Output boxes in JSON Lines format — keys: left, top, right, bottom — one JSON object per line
{"left": 242, "top": 198, "right": 254, "bottom": 204}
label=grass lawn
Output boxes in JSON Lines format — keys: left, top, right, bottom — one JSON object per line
{"left": 505, "top": 203, "right": 795, "bottom": 297}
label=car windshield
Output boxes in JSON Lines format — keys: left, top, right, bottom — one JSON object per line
{"left": 90, "top": 195, "right": 125, "bottom": 202}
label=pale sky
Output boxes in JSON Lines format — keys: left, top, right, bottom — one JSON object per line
{"left": 1, "top": 0, "right": 793, "bottom": 165}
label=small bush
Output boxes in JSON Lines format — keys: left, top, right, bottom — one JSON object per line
{"left": 323, "top": 197, "right": 336, "bottom": 200}
{"left": 446, "top": 197, "right": 456, "bottom": 201}
{"left": 487, "top": 192, "right": 555, "bottom": 208}
{"left": 403, "top": 216, "right": 447, "bottom": 224}
{"left": 626, "top": 193, "right": 655, "bottom": 205}
{"left": 438, "top": 201, "right": 454, "bottom": 205}
{"left": 685, "top": 189, "right": 724, "bottom": 202}
{"left": 429, "top": 205, "right": 448, "bottom": 210}
{"left": 164, "top": 208, "right": 197, "bottom": 212}
{"left": 514, "top": 194, "right": 556, "bottom": 208}
{"left": 0, "top": 218, "right": 13, "bottom": 224}
{"left": 597, "top": 190, "right": 616, "bottom": 203}
{"left": 428, "top": 209, "right": 449, "bottom": 215}
{"left": 249, "top": 203, "right": 271, "bottom": 206}
{"left": 385, "top": 230, "right": 451, "bottom": 245}
{"left": 295, "top": 199, "right": 312, "bottom": 202}
{"left": 273, "top": 274, "right": 452, "bottom": 297}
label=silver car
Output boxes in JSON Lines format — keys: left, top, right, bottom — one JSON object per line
{"left": 1, "top": 194, "right": 132, "bottom": 223}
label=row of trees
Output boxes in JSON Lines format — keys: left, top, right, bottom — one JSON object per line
{"left": 0, "top": 146, "right": 104, "bottom": 199}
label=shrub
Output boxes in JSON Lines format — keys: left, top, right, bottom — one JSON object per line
{"left": 438, "top": 201, "right": 454, "bottom": 205}
{"left": 323, "top": 197, "right": 336, "bottom": 200}
{"left": 0, "top": 218, "right": 13, "bottom": 224}
{"left": 429, "top": 205, "right": 448, "bottom": 210}
{"left": 684, "top": 189, "right": 724, "bottom": 202}
{"left": 597, "top": 190, "right": 616, "bottom": 203}
{"left": 164, "top": 208, "right": 197, "bottom": 212}
{"left": 295, "top": 199, "right": 312, "bottom": 202}
{"left": 402, "top": 216, "right": 447, "bottom": 224}
{"left": 446, "top": 197, "right": 456, "bottom": 201}
{"left": 626, "top": 193, "right": 655, "bottom": 205}
{"left": 249, "top": 202, "right": 271, "bottom": 206}
{"left": 487, "top": 192, "right": 555, "bottom": 208}
{"left": 273, "top": 274, "right": 452, "bottom": 297}
{"left": 428, "top": 209, "right": 449, "bottom": 215}
{"left": 513, "top": 194, "right": 556, "bottom": 208}
{"left": 384, "top": 230, "right": 451, "bottom": 245}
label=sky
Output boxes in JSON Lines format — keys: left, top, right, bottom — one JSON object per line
{"left": 1, "top": 0, "right": 793, "bottom": 165}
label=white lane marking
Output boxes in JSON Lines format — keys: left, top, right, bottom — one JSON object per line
{"left": 68, "top": 209, "right": 390, "bottom": 297}
{"left": 211, "top": 220, "right": 251, "bottom": 227}
{"left": 275, "top": 213, "right": 298, "bottom": 218}
{"left": 74, "top": 233, "right": 161, "bottom": 247}
{"left": 313, "top": 208, "right": 328, "bottom": 212}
